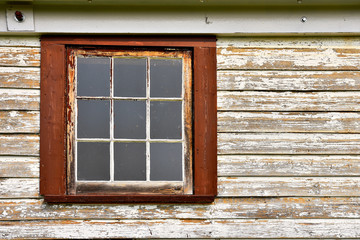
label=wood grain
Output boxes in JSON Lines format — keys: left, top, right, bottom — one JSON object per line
{"left": 0, "top": 89, "right": 39, "bottom": 110}
{"left": 0, "top": 157, "right": 39, "bottom": 178}
{"left": 0, "top": 134, "right": 39, "bottom": 156}
{"left": 218, "top": 91, "right": 360, "bottom": 112}
{"left": 1, "top": 219, "right": 360, "bottom": 239}
{"left": 218, "top": 133, "right": 360, "bottom": 155}
{"left": 0, "top": 37, "right": 40, "bottom": 47}
{"left": 218, "top": 155, "right": 360, "bottom": 177}
{"left": 217, "top": 47, "right": 360, "bottom": 70}
{"left": 217, "top": 71, "right": 360, "bottom": 91}
{"left": 218, "top": 177, "right": 360, "bottom": 197}
{"left": 0, "top": 47, "right": 40, "bottom": 67}
{"left": 0, "top": 111, "right": 39, "bottom": 133}
{"left": 218, "top": 112, "right": 360, "bottom": 133}
{"left": 0, "top": 178, "right": 39, "bottom": 198}
{"left": 0, "top": 197, "right": 360, "bottom": 220}
{"left": 0, "top": 67, "right": 40, "bottom": 89}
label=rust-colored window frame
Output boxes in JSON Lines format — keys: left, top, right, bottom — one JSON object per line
{"left": 40, "top": 36, "right": 217, "bottom": 203}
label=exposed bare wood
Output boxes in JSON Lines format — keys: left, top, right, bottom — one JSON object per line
{"left": 0, "top": 178, "right": 39, "bottom": 198}
{"left": 218, "top": 177, "right": 360, "bottom": 197}
{"left": 1, "top": 197, "right": 360, "bottom": 220}
{"left": 0, "top": 111, "right": 39, "bottom": 133}
{"left": 0, "top": 89, "right": 39, "bottom": 110}
{"left": 0, "top": 47, "right": 40, "bottom": 67}
{"left": 218, "top": 91, "right": 360, "bottom": 112}
{"left": 1, "top": 219, "right": 360, "bottom": 239}
{"left": 218, "top": 112, "right": 360, "bottom": 133}
{"left": 0, "top": 37, "right": 40, "bottom": 47}
{"left": 218, "top": 133, "right": 360, "bottom": 155}
{"left": 217, "top": 71, "right": 360, "bottom": 91}
{"left": 217, "top": 47, "right": 360, "bottom": 70}
{"left": 0, "top": 134, "right": 39, "bottom": 156}
{"left": 218, "top": 155, "right": 360, "bottom": 177}
{"left": 0, "top": 67, "right": 40, "bottom": 89}
{"left": 0, "top": 157, "right": 39, "bottom": 178}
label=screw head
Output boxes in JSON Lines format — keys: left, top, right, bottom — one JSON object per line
{"left": 301, "top": 16, "right": 307, "bottom": 23}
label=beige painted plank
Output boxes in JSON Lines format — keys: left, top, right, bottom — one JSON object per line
{"left": 0, "top": 37, "right": 40, "bottom": 47}
{"left": 0, "top": 67, "right": 40, "bottom": 89}
{"left": 218, "top": 133, "right": 360, "bottom": 155}
{"left": 0, "top": 157, "right": 39, "bottom": 178}
{"left": 218, "top": 112, "right": 360, "bottom": 133}
{"left": 0, "top": 47, "right": 40, "bottom": 67}
{"left": 216, "top": 37, "right": 360, "bottom": 48}
{"left": 217, "top": 71, "right": 360, "bottom": 91}
{"left": 0, "top": 134, "right": 39, "bottom": 156}
{"left": 218, "top": 177, "right": 360, "bottom": 197}
{"left": 218, "top": 91, "right": 360, "bottom": 112}
{"left": 217, "top": 47, "right": 360, "bottom": 70}
{"left": 1, "top": 197, "right": 360, "bottom": 220}
{"left": 0, "top": 111, "right": 39, "bottom": 133}
{"left": 218, "top": 155, "right": 360, "bottom": 177}
{"left": 0, "top": 89, "right": 39, "bottom": 110}
{"left": 1, "top": 219, "right": 360, "bottom": 238}
{"left": 0, "top": 178, "right": 39, "bottom": 198}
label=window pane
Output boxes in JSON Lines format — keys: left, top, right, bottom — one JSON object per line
{"left": 77, "top": 100, "right": 110, "bottom": 138}
{"left": 150, "top": 143, "right": 182, "bottom": 181}
{"left": 114, "top": 58, "right": 146, "bottom": 97}
{"left": 150, "top": 59, "right": 182, "bottom": 98}
{"left": 150, "top": 101, "right": 182, "bottom": 139}
{"left": 114, "top": 100, "right": 146, "bottom": 139}
{"left": 77, "top": 142, "right": 110, "bottom": 181}
{"left": 77, "top": 57, "right": 110, "bottom": 97}
{"left": 114, "top": 142, "right": 146, "bottom": 181}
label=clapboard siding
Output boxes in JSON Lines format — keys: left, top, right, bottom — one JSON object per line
{"left": 0, "top": 111, "right": 39, "bottom": 133}
{"left": 0, "top": 67, "right": 40, "bottom": 89}
{"left": 217, "top": 47, "right": 360, "bottom": 70}
{"left": 0, "top": 178, "right": 39, "bottom": 198}
{"left": 0, "top": 134, "right": 39, "bottom": 156}
{"left": 2, "top": 219, "right": 360, "bottom": 239}
{"left": 0, "top": 157, "right": 39, "bottom": 178}
{"left": 217, "top": 71, "right": 360, "bottom": 91}
{"left": 218, "top": 91, "right": 360, "bottom": 112}
{"left": 0, "top": 89, "right": 39, "bottom": 110}
{"left": 218, "top": 155, "right": 360, "bottom": 177}
{"left": 0, "top": 47, "right": 40, "bottom": 67}
{"left": 0, "top": 197, "right": 360, "bottom": 220}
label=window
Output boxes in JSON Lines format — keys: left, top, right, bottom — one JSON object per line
{"left": 40, "top": 36, "right": 217, "bottom": 203}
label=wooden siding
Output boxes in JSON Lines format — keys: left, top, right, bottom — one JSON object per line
{"left": 1, "top": 36, "right": 360, "bottom": 239}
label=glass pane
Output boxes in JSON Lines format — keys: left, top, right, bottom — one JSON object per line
{"left": 77, "top": 100, "right": 110, "bottom": 138}
{"left": 114, "top": 58, "right": 146, "bottom": 97}
{"left": 150, "top": 59, "right": 182, "bottom": 98}
{"left": 114, "top": 100, "right": 146, "bottom": 139}
{"left": 77, "top": 57, "right": 110, "bottom": 97}
{"left": 77, "top": 142, "right": 110, "bottom": 181}
{"left": 114, "top": 142, "right": 146, "bottom": 181}
{"left": 150, "top": 101, "right": 182, "bottom": 139}
{"left": 150, "top": 143, "right": 182, "bottom": 181}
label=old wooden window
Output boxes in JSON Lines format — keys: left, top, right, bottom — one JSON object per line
{"left": 40, "top": 36, "right": 217, "bottom": 203}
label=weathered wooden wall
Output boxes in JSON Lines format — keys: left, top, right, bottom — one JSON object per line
{"left": 1, "top": 36, "right": 360, "bottom": 239}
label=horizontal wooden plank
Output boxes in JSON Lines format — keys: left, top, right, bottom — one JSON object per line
{"left": 218, "top": 133, "right": 360, "bottom": 154}
{"left": 0, "top": 178, "right": 39, "bottom": 198}
{"left": 0, "top": 89, "right": 39, "bottom": 110}
{"left": 0, "top": 47, "right": 40, "bottom": 67}
{"left": 218, "top": 91, "right": 360, "bottom": 112}
{"left": 217, "top": 47, "right": 360, "bottom": 70}
{"left": 0, "top": 67, "right": 40, "bottom": 89}
{"left": 218, "top": 177, "right": 360, "bottom": 197}
{"left": 218, "top": 112, "right": 360, "bottom": 133}
{"left": 0, "top": 134, "right": 39, "bottom": 156}
{"left": 218, "top": 155, "right": 360, "bottom": 177}
{"left": 217, "top": 70, "right": 360, "bottom": 91}
{"left": 1, "top": 197, "right": 360, "bottom": 220}
{"left": 1, "top": 219, "right": 360, "bottom": 238}
{"left": 216, "top": 37, "right": 360, "bottom": 49}
{"left": 0, "top": 111, "right": 39, "bottom": 133}
{"left": 0, "top": 157, "right": 39, "bottom": 178}
{"left": 0, "top": 37, "right": 40, "bottom": 47}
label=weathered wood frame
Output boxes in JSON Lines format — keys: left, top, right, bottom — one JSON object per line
{"left": 40, "top": 36, "right": 217, "bottom": 203}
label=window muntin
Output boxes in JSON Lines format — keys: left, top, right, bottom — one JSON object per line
{"left": 66, "top": 48, "right": 193, "bottom": 195}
